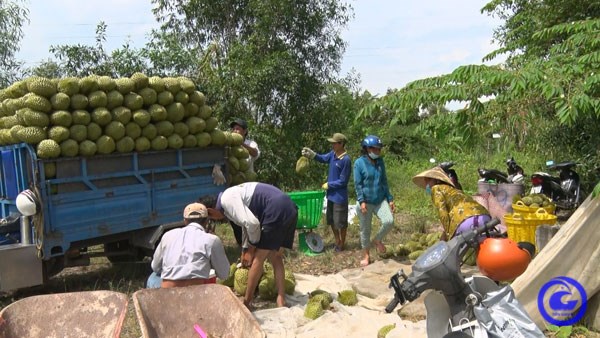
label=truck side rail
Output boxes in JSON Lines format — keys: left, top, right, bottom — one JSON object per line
{"left": 1, "top": 143, "right": 227, "bottom": 259}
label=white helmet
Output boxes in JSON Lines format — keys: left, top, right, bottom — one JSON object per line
{"left": 16, "top": 189, "right": 40, "bottom": 216}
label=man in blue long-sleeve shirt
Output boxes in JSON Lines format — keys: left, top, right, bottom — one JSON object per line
{"left": 302, "top": 133, "right": 352, "bottom": 251}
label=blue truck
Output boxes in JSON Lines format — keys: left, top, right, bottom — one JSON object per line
{"left": 0, "top": 143, "right": 227, "bottom": 292}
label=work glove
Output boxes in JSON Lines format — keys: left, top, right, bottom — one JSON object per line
{"left": 212, "top": 164, "right": 226, "bottom": 185}
{"left": 322, "top": 182, "right": 328, "bottom": 190}
{"left": 301, "top": 147, "right": 316, "bottom": 159}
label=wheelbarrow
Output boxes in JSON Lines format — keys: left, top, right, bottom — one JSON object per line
{"left": 0, "top": 290, "right": 128, "bottom": 338}
{"left": 133, "top": 284, "right": 266, "bottom": 338}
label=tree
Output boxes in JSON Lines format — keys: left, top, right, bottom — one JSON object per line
{"left": 356, "top": 0, "right": 600, "bottom": 193}
{"left": 482, "top": 0, "right": 600, "bottom": 67}
{"left": 0, "top": 0, "right": 28, "bottom": 87}
{"left": 151, "top": 0, "right": 353, "bottom": 185}
{"left": 360, "top": 1, "right": 600, "bottom": 139}
{"left": 46, "top": 22, "right": 150, "bottom": 77}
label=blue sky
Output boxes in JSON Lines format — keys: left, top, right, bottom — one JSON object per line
{"left": 17, "top": 0, "right": 504, "bottom": 96}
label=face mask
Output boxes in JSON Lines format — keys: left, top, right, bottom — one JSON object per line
{"left": 425, "top": 184, "right": 432, "bottom": 195}
{"left": 368, "top": 152, "right": 380, "bottom": 160}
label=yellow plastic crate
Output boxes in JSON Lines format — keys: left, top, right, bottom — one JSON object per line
{"left": 504, "top": 209, "right": 558, "bottom": 245}
{"left": 512, "top": 200, "right": 556, "bottom": 215}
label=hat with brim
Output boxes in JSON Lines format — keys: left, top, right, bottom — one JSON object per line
{"left": 183, "top": 202, "right": 208, "bottom": 219}
{"left": 412, "top": 166, "right": 455, "bottom": 189}
{"left": 327, "top": 133, "right": 347, "bottom": 143}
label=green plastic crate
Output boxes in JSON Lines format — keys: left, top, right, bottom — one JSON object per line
{"left": 287, "top": 190, "right": 324, "bottom": 230}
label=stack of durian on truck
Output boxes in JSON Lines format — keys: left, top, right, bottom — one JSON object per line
{"left": 0, "top": 74, "right": 246, "bottom": 292}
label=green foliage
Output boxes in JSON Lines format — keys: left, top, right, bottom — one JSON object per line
{"left": 150, "top": 0, "right": 354, "bottom": 187}
{"left": 0, "top": 0, "right": 28, "bottom": 87}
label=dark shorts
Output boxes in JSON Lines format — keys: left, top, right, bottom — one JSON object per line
{"left": 326, "top": 200, "right": 348, "bottom": 229}
{"left": 257, "top": 213, "right": 298, "bottom": 250}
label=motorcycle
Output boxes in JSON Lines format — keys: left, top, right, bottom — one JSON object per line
{"left": 530, "top": 160, "right": 584, "bottom": 210}
{"left": 477, "top": 157, "right": 525, "bottom": 184}
{"left": 385, "top": 219, "right": 543, "bottom": 337}
{"left": 430, "top": 159, "right": 463, "bottom": 190}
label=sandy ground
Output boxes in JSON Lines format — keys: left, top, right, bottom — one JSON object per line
{"left": 253, "top": 259, "right": 429, "bottom": 337}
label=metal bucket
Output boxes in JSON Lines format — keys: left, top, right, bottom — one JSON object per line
{"left": 133, "top": 284, "right": 265, "bottom": 338}
{"left": 0, "top": 291, "right": 128, "bottom": 338}
{"left": 477, "top": 182, "right": 525, "bottom": 213}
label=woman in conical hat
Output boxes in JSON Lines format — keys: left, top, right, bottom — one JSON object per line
{"left": 413, "top": 167, "right": 490, "bottom": 241}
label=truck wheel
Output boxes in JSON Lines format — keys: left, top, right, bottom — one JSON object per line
{"left": 43, "top": 257, "right": 65, "bottom": 278}
{"left": 104, "top": 240, "right": 141, "bottom": 263}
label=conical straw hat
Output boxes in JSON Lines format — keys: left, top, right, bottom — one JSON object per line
{"left": 412, "top": 166, "right": 456, "bottom": 189}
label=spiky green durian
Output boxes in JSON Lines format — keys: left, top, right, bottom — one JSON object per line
{"left": 377, "top": 324, "right": 396, "bottom": 338}
{"left": 79, "top": 140, "right": 97, "bottom": 157}
{"left": 104, "top": 121, "right": 126, "bottom": 141}
{"left": 96, "top": 135, "right": 116, "bottom": 154}
{"left": 304, "top": 301, "right": 324, "bottom": 320}
{"left": 60, "top": 139, "right": 79, "bottom": 157}
{"left": 36, "top": 139, "right": 61, "bottom": 159}
{"left": 148, "top": 104, "right": 167, "bottom": 122}
{"left": 26, "top": 77, "right": 56, "bottom": 98}
{"left": 49, "top": 92, "right": 70, "bottom": 110}
{"left": 337, "top": 290, "right": 358, "bottom": 306}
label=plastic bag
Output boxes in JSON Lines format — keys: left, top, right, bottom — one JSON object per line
{"left": 474, "top": 285, "right": 545, "bottom": 337}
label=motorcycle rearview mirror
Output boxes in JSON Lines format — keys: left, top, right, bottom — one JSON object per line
{"left": 545, "top": 160, "right": 555, "bottom": 167}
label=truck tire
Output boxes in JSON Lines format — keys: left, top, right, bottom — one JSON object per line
{"left": 43, "top": 256, "right": 65, "bottom": 278}
{"left": 104, "top": 240, "right": 142, "bottom": 263}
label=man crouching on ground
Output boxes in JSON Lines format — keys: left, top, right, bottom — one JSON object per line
{"left": 203, "top": 182, "right": 298, "bottom": 308}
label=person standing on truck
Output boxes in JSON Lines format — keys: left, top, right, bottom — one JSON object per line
{"left": 230, "top": 118, "right": 260, "bottom": 172}
{"left": 301, "top": 132, "right": 352, "bottom": 252}
{"left": 147, "top": 202, "right": 230, "bottom": 288}
{"left": 204, "top": 182, "right": 298, "bottom": 308}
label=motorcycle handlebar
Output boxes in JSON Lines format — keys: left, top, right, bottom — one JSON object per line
{"left": 385, "top": 297, "right": 400, "bottom": 313}
{"left": 473, "top": 218, "right": 501, "bottom": 237}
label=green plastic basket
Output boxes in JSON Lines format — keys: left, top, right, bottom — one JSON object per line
{"left": 287, "top": 190, "right": 325, "bottom": 230}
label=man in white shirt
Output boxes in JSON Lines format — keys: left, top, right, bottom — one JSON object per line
{"left": 205, "top": 182, "right": 298, "bottom": 308}
{"left": 147, "top": 202, "right": 230, "bottom": 288}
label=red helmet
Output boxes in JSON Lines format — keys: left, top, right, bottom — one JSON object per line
{"left": 476, "top": 238, "right": 532, "bottom": 281}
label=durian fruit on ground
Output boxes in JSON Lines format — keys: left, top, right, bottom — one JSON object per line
{"left": 233, "top": 267, "right": 249, "bottom": 295}
{"left": 377, "top": 324, "right": 396, "bottom": 338}
{"left": 308, "top": 289, "right": 333, "bottom": 309}
{"left": 402, "top": 231, "right": 442, "bottom": 260}
{"left": 256, "top": 262, "right": 297, "bottom": 300}
{"left": 303, "top": 289, "right": 333, "bottom": 320}
{"left": 337, "top": 289, "right": 358, "bottom": 306}
{"left": 218, "top": 262, "right": 238, "bottom": 287}
{"left": 304, "top": 297, "right": 325, "bottom": 320}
